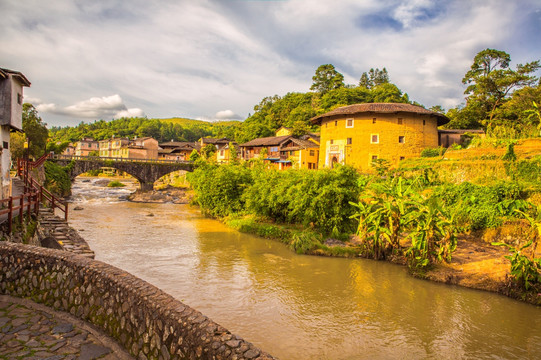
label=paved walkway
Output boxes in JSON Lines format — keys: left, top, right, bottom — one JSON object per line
{"left": 0, "top": 295, "right": 132, "bottom": 360}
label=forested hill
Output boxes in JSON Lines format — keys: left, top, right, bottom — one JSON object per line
{"left": 48, "top": 117, "right": 242, "bottom": 144}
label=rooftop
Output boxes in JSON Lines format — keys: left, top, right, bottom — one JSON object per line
{"left": 311, "top": 103, "right": 449, "bottom": 126}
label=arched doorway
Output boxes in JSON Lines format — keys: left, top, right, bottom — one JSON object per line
{"left": 331, "top": 156, "right": 338, "bottom": 168}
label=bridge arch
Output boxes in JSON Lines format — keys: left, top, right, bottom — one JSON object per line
{"left": 50, "top": 157, "right": 194, "bottom": 191}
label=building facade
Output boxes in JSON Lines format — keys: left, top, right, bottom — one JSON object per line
{"left": 158, "top": 141, "right": 201, "bottom": 161}
{"left": 99, "top": 137, "right": 158, "bottom": 160}
{"left": 0, "top": 68, "right": 30, "bottom": 197}
{"left": 75, "top": 137, "right": 99, "bottom": 156}
{"left": 311, "top": 103, "right": 449, "bottom": 171}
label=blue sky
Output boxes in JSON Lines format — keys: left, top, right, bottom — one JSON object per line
{"left": 1, "top": 0, "right": 540, "bottom": 127}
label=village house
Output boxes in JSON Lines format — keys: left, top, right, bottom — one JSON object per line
{"left": 239, "top": 128, "right": 320, "bottom": 170}
{"left": 310, "top": 103, "right": 449, "bottom": 171}
{"left": 75, "top": 137, "right": 99, "bottom": 156}
{"left": 199, "top": 137, "right": 237, "bottom": 164}
{"left": 239, "top": 135, "right": 292, "bottom": 163}
{"left": 0, "top": 68, "right": 30, "bottom": 198}
{"left": 61, "top": 143, "right": 76, "bottom": 156}
{"left": 438, "top": 129, "right": 485, "bottom": 148}
{"left": 279, "top": 137, "right": 320, "bottom": 170}
{"left": 99, "top": 137, "right": 129, "bottom": 158}
{"left": 215, "top": 142, "right": 239, "bottom": 164}
{"left": 158, "top": 141, "right": 201, "bottom": 161}
{"left": 99, "top": 137, "right": 159, "bottom": 160}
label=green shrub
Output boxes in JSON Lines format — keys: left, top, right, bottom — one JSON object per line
{"left": 243, "top": 165, "right": 361, "bottom": 235}
{"left": 108, "top": 180, "right": 126, "bottom": 188}
{"left": 432, "top": 181, "right": 529, "bottom": 230}
{"left": 44, "top": 161, "right": 71, "bottom": 197}
{"left": 421, "top": 147, "right": 446, "bottom": 158}
{"left": 187, "top": 164, "right": 253, "bottom": 218}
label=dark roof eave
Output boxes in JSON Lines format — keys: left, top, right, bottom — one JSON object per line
{"left": 310, "top": 103, "right": 450, "bottom": 126}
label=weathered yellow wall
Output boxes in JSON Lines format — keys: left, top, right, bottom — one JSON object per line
{"left": 297, "top": 148, "right": 319, "bottom": 169}
{"left": 318, "top": 113, "right": 439, "bottom": 172}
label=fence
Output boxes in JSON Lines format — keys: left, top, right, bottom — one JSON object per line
{"left": 0, "top": 154, "right": 69, "bottom": 233}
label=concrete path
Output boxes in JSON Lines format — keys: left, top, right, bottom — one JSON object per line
{"left": 0, "top": 295, "right": 133, "bottom": 360}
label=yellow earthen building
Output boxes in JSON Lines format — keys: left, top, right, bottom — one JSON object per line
{"left": 311, "top": 103, "right": 449, "bottom": 171}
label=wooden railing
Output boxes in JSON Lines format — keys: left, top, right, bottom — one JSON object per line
{"left": 51, "top": 154, "right": 191, "bottom": 164}
{"left": 0, "top": 192, "right": 40, "bottom": 233}
{"left": 12, "top": 154, "right": 69, "bottom": 224}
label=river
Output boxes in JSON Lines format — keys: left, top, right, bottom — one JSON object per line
{"left": 68, "top": 178, "right": 541, "bottom": 359}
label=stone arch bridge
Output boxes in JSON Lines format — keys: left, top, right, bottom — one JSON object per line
{"left": 49, "top": 155, "right": 194, "bottom": 191}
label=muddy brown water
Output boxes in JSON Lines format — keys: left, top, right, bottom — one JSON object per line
{"left": 68, "top": 178, "right": 541, "bottom": 359}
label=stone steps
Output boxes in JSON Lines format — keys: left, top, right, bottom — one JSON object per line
{"left": 38, "top": 208, "right": 95, "bottom": 259}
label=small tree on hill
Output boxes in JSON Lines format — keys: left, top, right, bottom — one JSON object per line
{"left": 310, "top": 64, "right": 344, "bottom": 94}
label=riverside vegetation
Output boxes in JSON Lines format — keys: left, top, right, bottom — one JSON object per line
{"left": 187, "top": 149, "right": 541, "bottom": 304}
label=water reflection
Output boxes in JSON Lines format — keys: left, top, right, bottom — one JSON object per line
{"left": 68, "top": 178, "right": 541, "bottom": 359}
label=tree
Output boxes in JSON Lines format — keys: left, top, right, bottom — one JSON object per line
{"left": 188, "top": 149, "right": 200, "bottom": 162}
{"left": 429, "top": 105, "right": 445, "bottom": 114}
{"left": 310, "top": 64, "right": 344, "bottom": 94}
{"left": 228, "top": 142, "right": 239, "bottom": 164}
{"left": 22, "top": 103, "right": 48, "bottom": 159}
{"left": 201, "top": 144, "right": 217, "bottom": 160}
{"left": 359, "top": 68, "right": 390, "bottom": 89}
{"left": 462, "top": 49, "right": 540, "bottom": 129}
{"left": 290, "top": 120, "right": 311, "bottom": 137}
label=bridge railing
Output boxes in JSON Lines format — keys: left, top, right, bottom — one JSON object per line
{"left": 51, "top": 154, "right": 191, "bottom": 165}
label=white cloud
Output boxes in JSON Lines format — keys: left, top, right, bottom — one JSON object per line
{"left": 114, "top": 108, "right": 146, "bottom": 119}
{"left": 215, "top": 110, "right": 242, "bottom": 120}
{"left": 33, "top": 94, "right": 145, "bottom": 120}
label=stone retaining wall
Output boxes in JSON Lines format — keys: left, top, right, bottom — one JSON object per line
{"left": 0, "top": 242, "right": 275, "bottom": 359}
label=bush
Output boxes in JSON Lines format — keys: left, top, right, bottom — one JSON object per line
{"left": 108, "top": 180, "right": 125, "bottom": 188}
{"left": 421, "top": 147, "right": 446, "bottom": 158}
{"left": 44, "top": 161, "right": 72, "bottom": 197}
{"left": 433, "top": 181, "right": 529, "bottom": 230}
{"left": 187, "top": 164, "right": 253, "bottom": 218}
{"left": 243, "top": 165, "right": 361, "bottom": 235}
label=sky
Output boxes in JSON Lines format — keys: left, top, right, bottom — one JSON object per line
{"left": 1, "top": 0, "right": 540, "bottom": 127}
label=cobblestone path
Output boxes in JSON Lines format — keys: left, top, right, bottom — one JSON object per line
{"left": 0, "top": 295, "right": 132, "bottom": 360}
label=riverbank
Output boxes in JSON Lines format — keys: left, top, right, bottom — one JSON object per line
{"left": 80, "top": 174, "right": 540, "bottom": 306}
{"left": 122, "top": 188, "right": 541, "bottom": 306}
{"left": 224, "top": 215, "right": 541, "bottom": 306}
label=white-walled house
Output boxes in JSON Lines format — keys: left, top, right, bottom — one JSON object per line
{"left": 0, "top": 68, "right": 31, "bottom": 198}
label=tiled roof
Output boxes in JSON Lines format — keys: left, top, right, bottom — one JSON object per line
{"left": 159, "top": 141, "right": 200, "bottom": 150}
{"left": 311, "top": 103, "right": 449, "bottom": 126}
{"left": 239, "top": 135, "right": 292, "bottom": 147}
{"left": 283, "top": 138, "right": 319, "bottom": 149}
{"left": 201, "top": 137, "right": 231, "bottom": 145}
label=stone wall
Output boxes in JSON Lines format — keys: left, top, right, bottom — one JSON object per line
{"left": 0, "top": 242, "right": 275, "bottom": 360}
